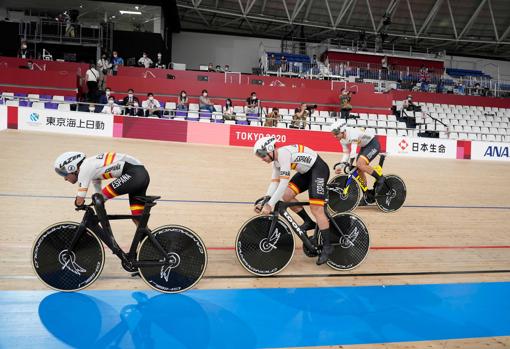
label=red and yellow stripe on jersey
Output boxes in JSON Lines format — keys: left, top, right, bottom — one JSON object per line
{"left": 103, "top": 152, "right": 116, "bottom": 166}
{"left": 291, "top": 144, "right": 305, "bottom": 170}
{"left": 130, "top": 204, "right": 144, "bottom": 216}
{"left": 309, "top": 198, "right": 325, "bottom": 206}
{"left": 101, "top": 184, "right": 118, "bottom": 199}
{"left": 101, "top": 153, "right": 116, "bottom": 179}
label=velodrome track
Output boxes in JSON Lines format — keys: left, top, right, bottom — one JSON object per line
{"left": 1, "top": 130, "right": 509, "bottom": 348}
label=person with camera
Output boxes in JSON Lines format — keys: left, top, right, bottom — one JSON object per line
{"left": 290, "top": 103, "right": 309, "bottom": 129}
{"left": 340, "top": 88, "right": 353, "bottom": 121}
{"left": 97, "top": 54, "right": 112, "bottom": 91}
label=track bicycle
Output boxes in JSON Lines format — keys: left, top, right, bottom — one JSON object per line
{"left": 32, "top": 194, "right": 207, "bottom": 293}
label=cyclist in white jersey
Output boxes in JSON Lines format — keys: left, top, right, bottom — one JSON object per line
{"left": 253, "top": 136, "right": 333, "bottom": 265}
{"left": 330, "top": 121, "right": 385, "bottom": 203}
{"left": 54, "top": 151, "right": 150, "bottom": 217}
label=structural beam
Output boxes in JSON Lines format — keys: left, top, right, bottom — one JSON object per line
{"left": 458, "top": 0, "right": 487, "bottom": 39}
{"left": 417, "top": 0, "right": 444, "bottom": 37}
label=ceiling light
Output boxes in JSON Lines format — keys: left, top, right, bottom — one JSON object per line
{"left": 120, "top": 10, "right": 142, "bottom": 15}
{"left": 135, "top": 6, "right": 139, "bottom": 10}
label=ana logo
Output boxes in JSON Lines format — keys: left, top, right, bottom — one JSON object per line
{"left": 484, "top": 146, "right": 509, "bottom": 158}
{"left": 30, "top": 113, "right": 39, "bottom": 122}
{"left": 398, "top": 139, "right": 409, "bottom": 151}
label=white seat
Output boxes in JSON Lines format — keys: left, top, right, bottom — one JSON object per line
{"left": 28, "top": 94, "right": 40, "bottom": 101}
{"left": 468, "top": 133, "right": 478, "bottom": 141}
{"left": 57, "top": 103, "right": 70, "bottom": 111}
{"left": 377, "top": 120, "right": 387, "bottom": 127}
{"left": 397, "top": 129, "right": 407, "bottom": 136}
{"left": 449, "top": 132, "right": 459, "bottom": 140}
{"left": 187, "top": 111, "right": 199, "bottom": 119}
{"left": 387, "top": 129, "right": 397, "bottom": 136}
{"left": 314, "top": 116, "right": 326, "bottom": 123}
{"left": 282, "top": 115, "right": 293, "bottom": 122}
{"left": 249, "top": 120, "right": 261, "bottom": 126}
{"left": 377, "top": 128, "right": 387, "bottom": 135}
{"left": 233, "top": 106, "right": 244, "bottom": 114}
{"left": 481, "top": 127, "right": 490, "bottom": 133}
{"left": 213, "top": 104, "right": 222, "bottom": 112}
{"left": 454, "top": 125, "right": 463, "bottom": 132}
{"left": 277, "top": 122, "right": 287, "bottom": 128}
{"left": 485, "top": 134, "right": 496, "bottom": 141}
{"left": 367, "top": 120, "right": 377, "bottom": 127}
{"left": 387, "top": 115, "right": 397, "bottom": 122}
{"left": 225, "top": 120, "right": 236, "bottom": 125}
{"left": 347, "top": 119, "right": 356, "bottom": 126}
{"left": 165, "top": 102, "right": 176, "bottom": 110}
{"left": 53, "top": 95, "right": 65, "bottom": 101}
{"left": 458, "top": 133, "right": 468, "bottom": 140}
{"left": 368, "top": 114, "right": 378, "bottom": 121}
{"left": 359, "top": 113, "right": 368, "bottom": 120}
{"left": 279, "top": 109, "right": 289, "bottom": 116}
{"left": 310, "top": 124, "right": 321, "bottom": 131}
{"left": 199, "top": 118, "right": 210, "bottom": 123}
{"left": 357, "top": 119, "right": 367, "bottom": 126}
{"left": 6, "top": 100, "right": 19, "bottom": 106}
{"left": 189, "top": 103, "right": 199, "bottom": 111}
{"left": 387, "top": 121, "right": 397, "bottom": 128}
{"left": 2, "top": 92, "right": 14, "bottom": 99}
{"left": 397, "top": 122, "right": 407, "bottom": 129}
{"left": 319, "top": 111, "right": 330, "bottom": 118}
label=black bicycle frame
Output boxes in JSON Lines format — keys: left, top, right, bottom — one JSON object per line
{"left": 265, "top": 200, "right": 346, "bottom": 251}
{"left": 68, "top": 194, "right": 171, "bottom": 268}
{"left": 336, "top": 154, "right": 387, "bottom": 197}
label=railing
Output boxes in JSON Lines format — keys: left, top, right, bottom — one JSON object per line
{"left": 19, "top": 19, "right": 103, "bottom": 46}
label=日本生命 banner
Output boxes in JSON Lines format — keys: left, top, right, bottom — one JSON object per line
{"left": 386, "top": 136, "right": 457, "bottom": 159}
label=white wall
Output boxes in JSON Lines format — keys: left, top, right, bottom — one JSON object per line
{"left": 172, "top": 31, "right": 282, "bottom": 73}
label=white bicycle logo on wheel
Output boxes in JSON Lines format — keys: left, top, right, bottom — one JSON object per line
{"left": 259, "top": 228, "right": 281, "bottom": 253}
{"left": 58, "top": 249, "right": 87, "bottom": 275}
{"left": 385, "top": 188, "right": 397, "bottom": 206}
{"left": 160, "top": 252, "right": 181, "bottom": 282}
{"left": 339, "top": 227, "right": 360, "bottom": 249}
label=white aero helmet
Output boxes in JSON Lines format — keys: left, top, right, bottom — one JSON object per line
{"left": 253, "top": 136, "right": 277, "bottom": 157}
{"left": 331, "top": 120, "right": 347, "bottom": 135}
{"left": 54, "top": 152, "right": 86, "bottom": 177}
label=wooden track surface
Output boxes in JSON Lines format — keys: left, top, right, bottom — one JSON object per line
{"left": 1, "top": 130, "right": 509, "bottom": 348}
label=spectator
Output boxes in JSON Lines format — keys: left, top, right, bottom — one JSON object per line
{"left": 290, "top": 103, "right": 309, "bottom": 129}
{"left": 223, "top": 99, "right": 235, "bottom": 120}
{"left": 269, "top": 54, "right": 276, "bottom": 70}
{"left": 224, "top": 64, "right": 230, "bottom": 72}
{"left": 454, "top": 82, "right": 465, "bottom": 95}
{"left": 85, "top": 63, "right": 100, "bottom": 102}
{"left": 97, "top": 54, "right": 112, "bottom": 90}
{"left": 246, "top": 92, "right": 259, "bottom": 115}
{"left": 131, "top": 100, "right": 144, "bottom": 116}
{"left": 215, "top": 64, "right": 223, "bottom": 73}
{"left": 138, "top": 52, "right": 153, "bottom": 68}
{"left": 381, "top": 55, "right": 388, "bottom": 79}
{"left": 402, "top": 95, "right": 420, "bottom": 112}
{"left": 101, "top": 96, "right": 122, "bottom": 114}
{"left": 99, "top": 87, "right": 114, "bottom": 106}
{"left": 122, "top": 88, "right": 140, "bottom": 116}
{"left": 142, "top": 92, "right": 161, "bottom": 117}
{"left": 264, "top": 107, "right": 280, "bottom": 127}
{"left": 199, "top": 89, "right": 215, "bottom": 112}
{"left": 111, "top": 51, "right": 124, "bottom": 76}
{"left": 18, "top": 40, "right": 30, "bottom": 59}
{"left": 207, "top": 63, "right": 215, "bottom": 72}
{"left": 177, "top": 90, "right": 189, "bottom": 111}
{"left": 88, "top": 103, "right": 96, "bottom": 113}
{"left": 340, "top": 88, "right": 353, "bottom": 120}
{"left": 154, "top": 52, "right": 166, "bottom": 69}
{"left": 280, "top": 56, "right": 288, "bottom": 72}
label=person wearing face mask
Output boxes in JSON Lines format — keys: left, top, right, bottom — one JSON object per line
{"left": 88, "top": 103, "right": 97, "bottom": 113}
{"left": 138, "top": 52, "right": 153, "bottom": 69}
{"left": 101, "top": 96, "right": 121, "bottom": 115}
{"left": 177, "top": 90, "right": 189, "bottom": 111}
{"left": 246, "top": 92, "right": 260, "bottom": 115}
{"left": 111, "top": 51, "right": 124, "bottom": 76}
{"left": 142, "top": 92, "right": 161, "bottom": 117}
{"left": 97, "top": 54, "right": 112, "bottom": 90}
{"left": 99, "top": 87, "right": 115, "bottom": 106}
{"left": 18, "top": 40, "right": 30, "bottom": 59}
{"left": 199, "top": 89, "right": 215, "bottom": 113}
{"left": 223, "top": 98, "right": 235, "bottom": 120}
{"left": 155, "top": 53, "right": 166, "bottom": 69}
{"left": 122, "top": 88, "right": 140, "bottom": 116}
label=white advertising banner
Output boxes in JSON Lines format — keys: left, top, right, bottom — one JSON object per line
{"left": 471, "top": 141, "right": 510, "bottom": 161}
{"left": 0, "top": 105, "right": 6, "bottom": 130}
{"left": 387, "top": 136, "right": 457, "bottom": 159}
{"left": 18, "top": 108, "right": 113, "bottom": 137}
